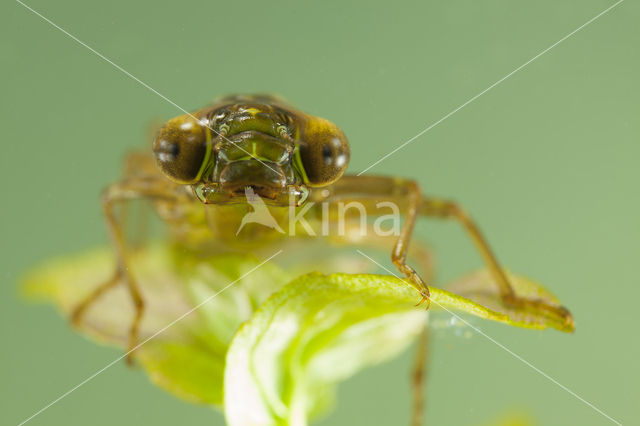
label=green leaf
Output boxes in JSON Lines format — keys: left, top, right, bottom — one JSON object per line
{"left": 223, "top": 270, "right": 572, "bottom": 425}
{"left": 446, "top": 269, "right": 574, "bottom": 333}
{"left": 22, "top": 245, "right": 290, "bottom": 406}
{"left": 224, "top": 272, "right": 427, "bottom": 426}
{"left": 22, "top": 244, "right": 573, "bottom": 424}
{"left": 479, "top": 409, "right": 535, "bottom": 426}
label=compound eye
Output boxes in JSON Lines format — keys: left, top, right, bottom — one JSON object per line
{"left": 299, "top": 119, "right": 350, "bottom": 186}
{"left": 153, "top": 115, "right": 207, "bottom": 184}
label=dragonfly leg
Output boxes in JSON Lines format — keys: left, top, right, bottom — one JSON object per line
{"left": 71, "top": 273, "right": 121, "bottom": 326}
{"left": 420, "top": 198, "right": 573, "bottom": 326}
{"left": 391, "top": 180, "right": 431, "bottom": 307}
{"left": 313, "top": 176, "right": 432, "bottom": 305}
{"left": 317, "top": 231, "right": 433, "bottom": 285}
{"left": 411, "top": 325, "right": 429, "bottom": 426}
{"left": 70, "top": 174, "right": 177, "bottom": 364}
{"left": 316, "top": 174, "right": 572, "bottom": 324}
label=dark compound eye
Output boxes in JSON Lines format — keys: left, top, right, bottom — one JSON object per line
{"left": 153, "top": 115, "right": 207, "bottom": 184}
{"left": 322, "top": 145, "right": 333, "bottom": 165}
{"left": 298, "top": 118, "right": 350, "bottom": 186}
{"left": 155, "top": 139, "right": 181, "bottom": 162}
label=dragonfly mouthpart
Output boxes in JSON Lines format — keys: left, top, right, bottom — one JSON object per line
{"left": 193, "top": 155, "right": 308, "bottom": 206}
{"left": 220, "top": 159, "right": 286, "bottom": 194}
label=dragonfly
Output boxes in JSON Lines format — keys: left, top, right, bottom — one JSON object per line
{"left": 71, "top": 94, "right": 573, "bottom": 365}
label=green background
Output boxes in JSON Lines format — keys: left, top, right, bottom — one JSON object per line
{"left": 2, "top": 0, "right": 638, "bottom": 425}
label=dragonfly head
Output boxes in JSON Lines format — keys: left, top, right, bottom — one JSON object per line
{"left": 153, "top": 97, "right": 350, "bottom": 207}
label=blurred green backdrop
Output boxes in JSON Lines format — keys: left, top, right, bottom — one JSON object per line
{"left": 2, "top": 0, "right": 638, "bottom": 425}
